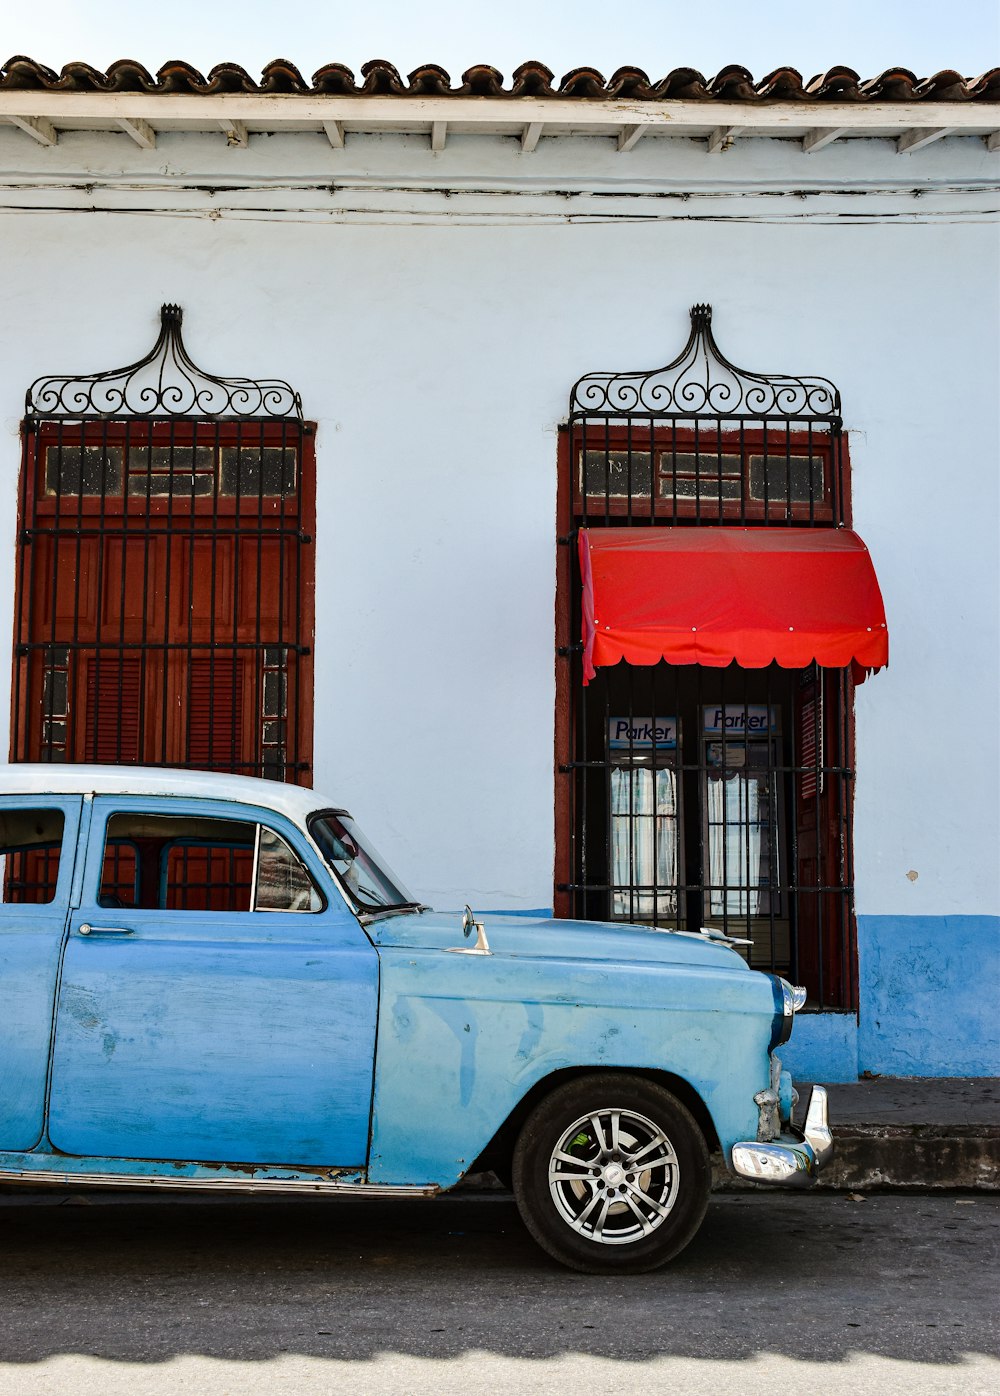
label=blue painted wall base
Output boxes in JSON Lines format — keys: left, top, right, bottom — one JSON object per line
{"left": 858, "top": 915, "right": 1000, "bottom": 1077}
{"left": 781, "top": 915, "right": 1000, "bottom": 1081}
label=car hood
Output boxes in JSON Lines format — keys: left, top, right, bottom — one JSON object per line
{"left": 366, "top": 908, "right": 750, "bottom": 973}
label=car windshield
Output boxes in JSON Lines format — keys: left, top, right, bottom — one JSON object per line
{"left": 309, "top": 812, "right": 418, "bottom": 913}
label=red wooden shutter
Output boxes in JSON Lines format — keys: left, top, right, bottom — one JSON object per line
{"left": 86, "top": 658, "right": 142, "bottom": 763}
{"left": 187, "top": 657, "right": 244, "bottom": 772}
{"left": 796, "top": 674, "right": 823, "bottom": 802}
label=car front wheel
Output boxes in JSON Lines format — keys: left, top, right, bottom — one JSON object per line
{"left": 512, "top": 1073, "right": 711, "bottom": 1273}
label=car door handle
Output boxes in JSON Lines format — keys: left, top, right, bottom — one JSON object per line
{"left": 78, "top": 924, "right": 134, "bottom": 936}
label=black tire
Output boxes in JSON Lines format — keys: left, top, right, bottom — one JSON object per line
{"left": 512, "top": 1072, "right": 711, "bottom": 1274}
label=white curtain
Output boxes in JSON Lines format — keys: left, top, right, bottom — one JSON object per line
{"left": 611, "top": 765, "right": 678, "bottom": 920}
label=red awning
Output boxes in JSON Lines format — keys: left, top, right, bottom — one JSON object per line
{"left": 579, "top": 526, "right": 888, "bottom": 684}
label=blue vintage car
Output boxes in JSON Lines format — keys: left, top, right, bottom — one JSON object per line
{"left": 0, "top": 766, "right": 831, "bottom": 1273}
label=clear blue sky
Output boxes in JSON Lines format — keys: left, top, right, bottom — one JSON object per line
{"left": 4, "top": 0, "right": 998, "bottom": 81}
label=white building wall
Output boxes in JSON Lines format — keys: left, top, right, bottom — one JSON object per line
{"left": 0, "top": 129, "right": 996, "bottom": 915}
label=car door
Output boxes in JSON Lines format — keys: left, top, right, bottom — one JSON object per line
{"left": 47, "top": 796, "right": 378, "bottom": 1167}
{"left": 0, "top": 795, "right": 83, "bottom": 1151}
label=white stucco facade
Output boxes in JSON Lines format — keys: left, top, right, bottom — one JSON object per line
{"left": 0, "top": 125, "right": 996, "bottom": 939}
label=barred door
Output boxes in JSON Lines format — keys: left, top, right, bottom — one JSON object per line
{"left": 12, "top": 307, "right": 314, "bottom": 783}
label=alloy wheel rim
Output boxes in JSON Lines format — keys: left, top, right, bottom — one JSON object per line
{"left": 547, "top": 1107, "right": 680, "bottom": 1246}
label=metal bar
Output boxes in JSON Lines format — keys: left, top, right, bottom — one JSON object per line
{"left": 231, "top": 421, "right": 246, "bottom": 777}
{"left": 67, "top": 424, "right": 86, "bottom": 764}
{"left": 207, "top": 420, "right": 220, "bottom": 772}
{"left": 253, "top": 421, "right": 266, "bottom": 778}
{"left": 159, "top": 419, "right": 177, "bottom": 765}
{"left": 291, "top": 421, "right": 303, "bottom": 782}
{"left": 276, "top": 418, "right": 289, "bottom": 780}
{"left": 182, "top": 415, "right": 199, "bottom": 770}
{"left": 23, "top": 525, "right": 305, "bottom": 538}
{"left": 136, "top": 425, "right": 153, "bottom": 762}
{"left": 765, "top": 662, "right": 777, "bottom": 972}
{"left": 11, "top": 425, "right": 29, "bottom": 761}
{"left": 17, "top": 640, "right": 304, "bottom": 653}
{"left": 814, "top": 658, "right": 825, "bottom": 1007}
{"left": 116, "top": 419, "right": 132, "bottom": 760}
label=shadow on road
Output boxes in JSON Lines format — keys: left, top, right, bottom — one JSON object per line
{"left": 0, "top": 1190, "right": 995, "bottom": 1366}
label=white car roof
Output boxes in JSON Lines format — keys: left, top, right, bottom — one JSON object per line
{"left": 0, "top": 764, "right": 343, "bottom": 826}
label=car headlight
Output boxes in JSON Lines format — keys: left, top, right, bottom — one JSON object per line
{"left": 770, "top": 976, "right": 808, "bottom": 1049}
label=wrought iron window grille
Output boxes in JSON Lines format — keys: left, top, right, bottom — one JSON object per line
{"left": 14, "top": 305, "right": 314, "bottom": 786}
{"left": 570, "top": 302, "right": 841, "bottom": 424}
{"left": 25, "top": 303, "right": 303, "bottom": 422}
{"left": 557, "top": 304, "right": 856, "bottom": 1010}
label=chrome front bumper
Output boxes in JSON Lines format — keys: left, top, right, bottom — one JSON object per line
{"left": 730, "top": 1085, "right": 834, "bottom": 1186}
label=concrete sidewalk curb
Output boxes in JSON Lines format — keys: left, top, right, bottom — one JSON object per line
{"left": 807, "top": 1124, "right": 999, "bottom": 1191}
{"left": 713, "top": 1125, "right": 1000, "bottom": 1192}
{"left": 713, "top": 1076, "right": 1000, "bottom": 1191}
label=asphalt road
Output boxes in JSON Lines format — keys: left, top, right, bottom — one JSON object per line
{"left": 0, "top": 1189, "right": 996, "bottom": 1394}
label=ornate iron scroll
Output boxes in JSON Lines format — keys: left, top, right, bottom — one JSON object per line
{"left": 570, "top": 304, "right": 840, "bottom": 421}
{"left": 26, "top": 304, "right": 303, "bottom": 420}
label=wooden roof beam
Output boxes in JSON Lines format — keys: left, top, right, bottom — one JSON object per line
{"left": 6, "top": 114, "right": 57, "bottom": 146}
{"left": 323, "top": 120, "right": 345, "bottom": 148}
{"left": 431, "top": 120, "right": 447, "bottom": 152}
{"left": 220, "top": 119, "right": 248, "bottom": 148}
{"left": 897, "top": 126, "right": 956, "bottom": 154}
{"left": 707, "top": 126, "right": 742, "bottom": 154}
{"left": 116, "top": 116, "right": 156, "bottom": 149}
{"left": 803, "top": 126, "right": 849, "bottom": 153}
{"left": 618, "top": 123, "right": 650, "bottom": 152}
{"left": 521, "top": 121, "right": 543, "bottom": 152}
{"left": 986, "top": 131, "right": 1000, "bottom": 152}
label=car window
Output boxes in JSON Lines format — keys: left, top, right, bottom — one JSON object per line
{"left": 98, "top": 813, "right": 322, "bottom": 914}
{"left": 0, "top": 808, "right": 65, "bottom": 905}
{"left": 255, "top": 826, "right": 323, "bottom": 913}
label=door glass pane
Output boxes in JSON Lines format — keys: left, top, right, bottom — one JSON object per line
{"left": 254, "top": 827, "right": 322, "bottom": 913}
{"left": 100, "top": 814, "right": 255, "bottom": 912}
{"left": 0, "top": 809, "right": 65, "bottom": 905}
{"left": 706, "top": 762, "right": 779, "bottom": 916}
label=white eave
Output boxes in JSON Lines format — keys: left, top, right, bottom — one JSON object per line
{"left": 0, "top": 92, "right": 997, "bottom": 154}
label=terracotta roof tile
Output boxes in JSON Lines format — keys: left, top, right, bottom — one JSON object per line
{"left": 358, "top": 59, "right": 407, "bottom": 95}
{"left": 104, "top": 58, "right": 158, "bottom": 92}
{"left": 406, "top": 63, "right": 453, "bottom": 95}
{"left": 805, "top": 68, "right": 862, "bottom": 100}
{"left": 203, "top": 62, "right": 259, "bottom": 94}
{"left": 509, "top": 61, "right": 557, "bottom": 97}
{"left": 259, "top": 58, "right": 308, "bottom": 93}
{"left": 310, "top": 62, "right": 357, "bottom": 96}
{"left": 706, "top": 65, "right": 759, "bottom": 101}
{"left": 154, "top": 60, "right": 210, "bottom": 93}
{"left": 458, "top": 64, "right": 506, "bottom": 97}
